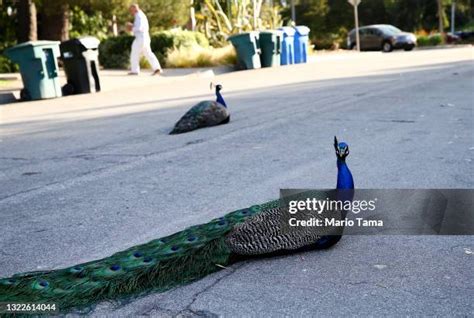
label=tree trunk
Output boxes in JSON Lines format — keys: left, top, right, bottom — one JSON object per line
{"left": 437, "top": 0, "right": 444, "bottom": 33}
{"left": 17, "top": 0, "right": 37, "bottom": 43}
{"left": 40, "top": 3, "right": 69, "bottom": 41}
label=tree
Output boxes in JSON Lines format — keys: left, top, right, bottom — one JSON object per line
{"left": 281, "top": 0, "right": 329, "bottom": 28}
{"left": 0, "top": 0, "right": 17, "bottom": 50}
{"left": 300, "top": 0, "right": 330, "bottom": 27}
{"left": 438, "top": 0, "right": 444, "bottom": 32}
{"left": 326, "top": 0, "right": 354, "bottom": 31}
{"left": 281, "top": 0, "right": 330, "bottom": 48}
{"left": 135, "top": 0, "right": 189, "bottom": 31}
{"left": 36, "top": 0, "right": 130, "bottom": 41}
{"left": 17, "top": 0, "right": 37, "bottom": 42}
{"left": 450, "top": 0, "right": 473, "bottom": 30}
{"left": 39, "top": 1, "right": 70, "bottom": 41}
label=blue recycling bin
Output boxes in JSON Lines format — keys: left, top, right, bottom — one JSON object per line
{"left": 294, "top": 26, "right": 310, "bottom": 64}
{"left": 278, "top": 27, "right": 295, "bottom": 65}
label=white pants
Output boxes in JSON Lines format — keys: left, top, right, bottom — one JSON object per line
{"left": 130, "top": 34, "right": 162, "bottom": 73}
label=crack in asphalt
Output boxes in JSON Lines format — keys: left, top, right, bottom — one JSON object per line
{"left": 176, "top": 263, "right": 246, "bottom": 317}
{"left": 136, "top": 303, "right": 176, "bottom": 317}
{"left": 0, "top": 156, "right": 28, "bottom": 161}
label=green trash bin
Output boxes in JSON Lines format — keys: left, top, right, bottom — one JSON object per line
{"left": 60, "top": 37, "right": 101, "bottom": 95}
{"left": 4, "top": 41, "right": 62, "bottom": 101}
{"left": 259, "top": 31, "right": 282, "bottom": 67}
{"left": 228, "top": 32, "right": 261, "bottom": 70}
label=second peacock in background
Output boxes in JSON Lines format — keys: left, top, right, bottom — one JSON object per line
{"left": 170, "top": 83, "right": 230, "bottom": 134}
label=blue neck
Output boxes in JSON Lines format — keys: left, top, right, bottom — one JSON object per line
{"left": 337, "top": 159, "right": 354, "bottom": 190}
{"left": 313, "top": 157, "right": 355, "bottom": 248}
{"left": 216, "top": 91, "right": 227, "bottom": 107}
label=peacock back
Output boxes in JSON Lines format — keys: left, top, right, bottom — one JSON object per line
{"left": 170, "top": 101, "right": 230, "bottom": 134}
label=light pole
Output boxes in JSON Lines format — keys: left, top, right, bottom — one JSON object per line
{"left": 291, "top": 0, "right": 296, "bottom": 22}
{"left": 348, "top": 0, "right": 361, "bottom": 51}
{"left": 451, "top": 1, "right": 456, "bottom": 34}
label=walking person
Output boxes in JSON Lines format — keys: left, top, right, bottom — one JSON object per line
{"left": 127, "top": 4, "right": 162, "bottom": 75}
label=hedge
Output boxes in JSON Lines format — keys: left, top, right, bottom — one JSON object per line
{"left": 0, "top": 55, "right": 19, "bottom": 73}
{"left": 417, "top": 34, "right": 443, "bottom": 47}
{"left": 99, "top": 30, "right": 209, "bottom": 69}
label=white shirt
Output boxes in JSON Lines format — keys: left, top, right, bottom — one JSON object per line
{"left": 133, "top": 10, "right": 150, "bottom": 36}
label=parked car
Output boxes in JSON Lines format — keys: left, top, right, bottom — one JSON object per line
{"left": 347, "top": 24, "right": 417, "bottom": 52}
{"left": 454, "top": 31, "right": 474, "bottom": 41}
{"left": 446, "top": 33, "right": 461, "bottom": 43}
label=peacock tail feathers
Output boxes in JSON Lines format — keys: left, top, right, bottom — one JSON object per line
{"left": 0, "top": 202, "right": 275, "bottom": 312}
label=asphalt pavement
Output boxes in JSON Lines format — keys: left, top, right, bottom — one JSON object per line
{"left": 0, "top": 47, "right": 473, "bottom": 317}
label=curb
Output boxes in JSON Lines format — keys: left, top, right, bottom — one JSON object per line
{"left": 415, "top": 44, "right": 473, "bottom": 50}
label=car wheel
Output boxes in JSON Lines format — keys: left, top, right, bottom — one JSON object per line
{"left": 404, "top": 45, "right": 414, "bottom": 51}
{"left": 349, "top": 42, "right": 356, "bottom": 50}
{"left": 382, "top": 41, "right": 393, "bottom": 52}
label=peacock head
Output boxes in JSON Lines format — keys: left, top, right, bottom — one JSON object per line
{"left": 211, "top": 82, "right": 227, "bottom": 107}
{"left": 334, "top": 136, "right": 349, "bottom": 160}
{"left": 210, "top": 82, "right": 223, "bottom": 92}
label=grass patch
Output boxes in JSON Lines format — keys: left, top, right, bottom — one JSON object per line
{"left": 165, "top": 45, "right": 237, "bottom": 68}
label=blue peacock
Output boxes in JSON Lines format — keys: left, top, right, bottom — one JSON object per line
{"left": 0, "top": 137, "right": 354, "bottom": 312}
{"left": 170, "top": 84, "right": 230, "bottom": 134}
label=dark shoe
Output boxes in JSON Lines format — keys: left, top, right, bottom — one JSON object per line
{"left": 151, "top": 69, "right": 162, "bottom": 76}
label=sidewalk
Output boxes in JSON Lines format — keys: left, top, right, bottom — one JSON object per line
{"left": 0, "top": 66, "right": 233, "bottom": 105}
{"left": 1, "top": 45, "right": 471, "bottom": 105}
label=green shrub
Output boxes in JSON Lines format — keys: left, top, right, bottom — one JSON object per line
{"left": 69, "top": 6, "right": 109, "bottom": 41}
{"left": 428, "top": 34, "right": 443, "bottom": 46}
{"left": 99, "top": 30, "right": 210, "bottom": 69}
{"left": 150, "top": 30, "right": 209, "bottom": 63}
{"left": 416, "top": 35, "right": 430, "bottom": 46}
{"left": 158, "top": 30, "right": 209, "bottom": 48}
{"left": 417, "top": 34, "right": 443, "bottom": 46}
{"left": 165, "top": 45, "right": 236, "bottom": 68}
{"left": 0, "top": 55, "right": 19, "bottom": 73}
{"left": 0, "top": 7, "right": 18, "bottom": 74}
{"left": 312, "top": 27, "right": 348, "bottom": 50}
{"left": 98, "top": 35, "right": 134, "bottom": 69}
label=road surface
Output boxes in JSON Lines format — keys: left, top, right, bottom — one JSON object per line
{"left": 0, "top": 47, "right": 473, "bottom": 316}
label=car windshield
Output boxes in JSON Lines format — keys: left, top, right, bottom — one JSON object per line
{"left": 379, "top": 25, "right": 402, "bottom": 35}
